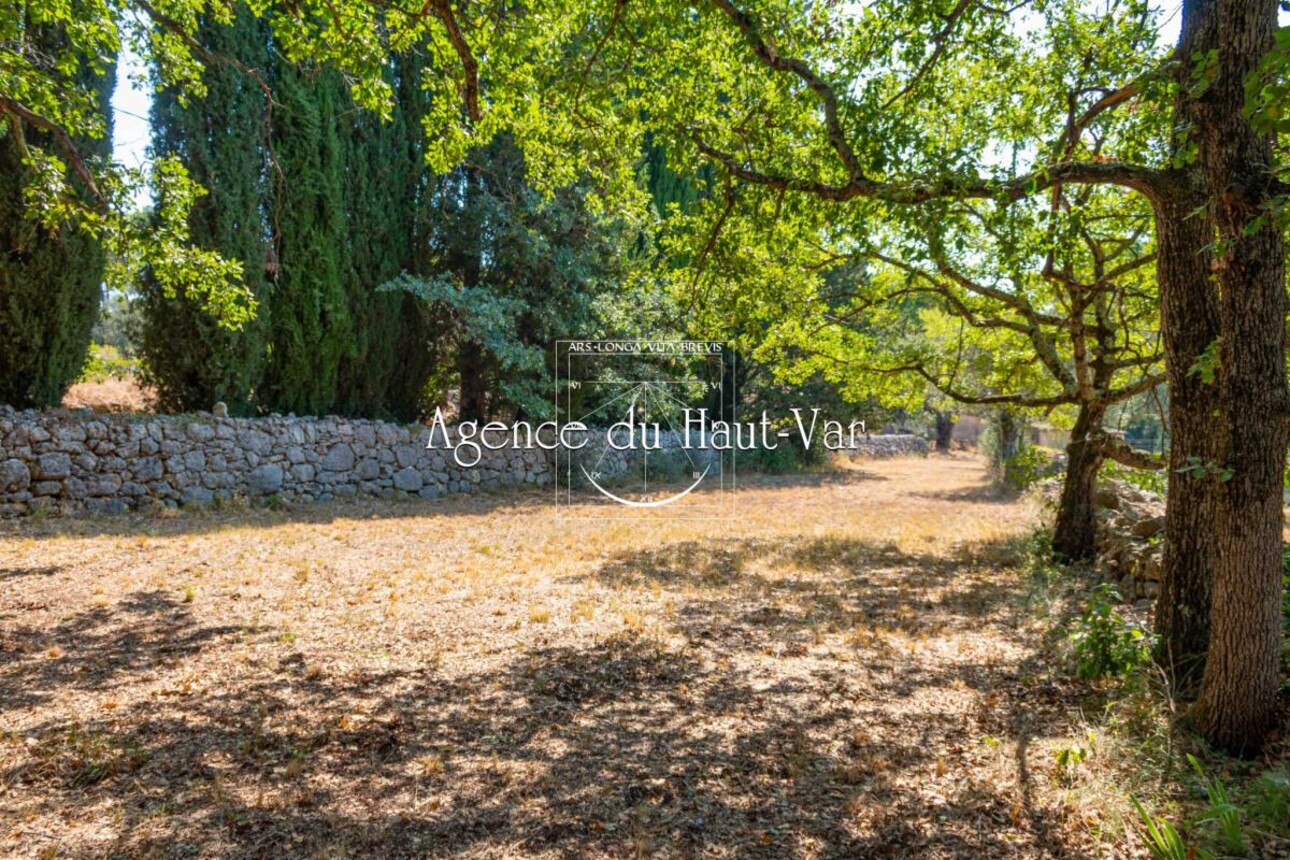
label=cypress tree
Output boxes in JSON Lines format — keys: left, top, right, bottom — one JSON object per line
{"left": 335, "top": 94, "right": 406, "bottom": 417}
{"left": 381, "top": 53, "right": 442, "bottom": 420}
{"left": 257, "top": 62, "right": 352, "bottom": 416}
{"left": 0, "top": 22, "right": 113, "bottom": 408}
{"left": 334, "top": 55, "right": 433, "bottom": 419}
{"left": 644, "top": 141, "right": 705, "bottom": 218}
{"left": 137, "top": 3, "right": 272, "bottom": 415}
{"left": 139, "top": 31, "right": 439, "bottom": 420}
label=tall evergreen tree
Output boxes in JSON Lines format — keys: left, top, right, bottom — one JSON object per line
{"left": 335, "top": 84, "right": 408, "bottom": 417}
{"left": 380, "top": 53, "right": 443, "bottom": 420}
{"left": 644, "top": 141, "right": 707, "bottom": 220}
{"left": 0, "top": 20, "right": 113, "bottom": 408}
{"left": 140, "top": 34, "right": 439, "bottom": 420}
{"left": 335, "top": 52, "right": 439, "bottom": 420}
{"left": 257, "top": 61, "right": 352, "bottom": 416}
{"left": 137, "top": 3, "right": 271, "bottom": 415}
{"left": 391, "top": 134, "right": 634, "bottom": 421}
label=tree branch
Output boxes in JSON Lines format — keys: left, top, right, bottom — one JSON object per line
{"left": 573, "top": 0, "right": 628, "bottom": 113}
{"left": 135, "top": 0, "right": 273, "bottom": 95}
{"left": 1053, "top": 78, "right": 1150, "bottom": 159}
{"left": 0, "top": 97, "right": 104, "bottom": 206}
{"left": 430, "top": 0, "right": 481, "bottom": 123}
{"left": 708, "top": 0, "right": 863, "bottom": 183}
{"left": 697, "top": 1, "right": 1167, "bottom": 204}
{"left": 1099, "top": 432, "right": 1164, "bottom": 469}
{"left": 880, "top": 0, "right": 979, "bottom": 109}
{"left": 693, "top": 134, "right": 1165, "bottom": 204}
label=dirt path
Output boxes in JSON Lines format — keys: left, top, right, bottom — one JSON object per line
{"left": 1, "top": 455, "right": 1102, "bottom": 858}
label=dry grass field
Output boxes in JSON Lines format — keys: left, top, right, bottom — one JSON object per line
{"left": 61, "top": 379, "right": 155, "bottom": 414}
{"left": 0, "top": 455, "right": 1150, "bottom": 858}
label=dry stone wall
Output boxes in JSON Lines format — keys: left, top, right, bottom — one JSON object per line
{"left": 1091, "top": 481, "right": 1165, "bottom": 602}
{"left": 843, "top": 434, "right": 930, "bottom": 458}
{"left": 1035, "top": 477, "right": 1164, "bottom": 603}
{"left": 0, "top": 407, "right": 935, "bottom": 516}
{"left": 0, "top": 407, "right": 553, "bottom": 516}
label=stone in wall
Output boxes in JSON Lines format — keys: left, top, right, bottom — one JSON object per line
{"left": 1035, "top": 477, "right": 1164, "bottom": 602}
{"left": 0, "top": 406, "right": 556, "bottom": 517}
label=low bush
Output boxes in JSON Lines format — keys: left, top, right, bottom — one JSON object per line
{"left": 1069, "top": 583, "right": 1153, "bottom": 679}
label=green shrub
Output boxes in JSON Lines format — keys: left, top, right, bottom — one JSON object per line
{"left": 621, "top": 448, "right": 692, "bottom": 483}
{"left": 733, "top": 433, "right": 830, "bottom": 475}
{"left": 77, "top": 344, "right": 140, "bottom": 384}
{"left": 1002, "top": 445, "right": 1057, "bottom": 490}
{"left": 737, "top": 444, "right": 801, "bottom": 475}
{"left": 1188, "top": 754, "right": 1246, "bottom": 856}
{"left": 1248, "top": 769, "right": 1289, "bottom": 837}
{"left": 1069, "top": 583, "right": 1153, "bottom": 679}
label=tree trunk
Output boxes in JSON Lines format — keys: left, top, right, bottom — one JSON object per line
{"left": 933, "top": 410, "right": 955, "bottom": 453}
{"left": 991, "top": 408, "right": 1023, "bottom": 482}
{"left": 1152, "top": 186, "right": 1222, "bottom": 691}
{"left": 1151, "top": 0, "right": 1224, "bottom": 694}
{"left": 457, "top": 341, "right": 490, "bottom": 422}
{"left": 1195, "top": 0, "right": 1289, "bottom": 754}
{"left": 1053, "top": 401, "right": 1106, "bottom": 564}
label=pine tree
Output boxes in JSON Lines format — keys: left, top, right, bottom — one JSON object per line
{"left": 136, "top": 3, "right": 271, "bottom": 415}
{"left": 400, "top": 134, "right": 632, "bottom": 421}
{"left": 0, "top": 21, "right": 113, "bottom": 408}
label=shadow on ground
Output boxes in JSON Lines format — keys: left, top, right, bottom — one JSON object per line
{"left": 0, "top": 468, "right": 888, "bottom": 542}
{"left": 910, "top": 484, "right": 1021, "bottom": 505}
{"left": 0, "top": 533, "right": 1083, "bottom": 859}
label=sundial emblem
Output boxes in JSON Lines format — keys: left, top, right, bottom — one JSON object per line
{"left": 555, "top": 341, "right": 734, "bottom": 518}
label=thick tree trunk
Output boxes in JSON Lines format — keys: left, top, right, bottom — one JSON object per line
{"left": 1152, "top": 186, "right": 1222, "bottom": 692}
{"left": 1195, "top": 0, "right": 1289, "bottom": 754}
{"left": 1151, "top": 0, "right": 1224, "bottom": 694}
{"left": 1053, "top": 401, "right": 1106, "bottom": 564}
{"left": 933, "top": 410, "right": 954, "bottom": 453}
